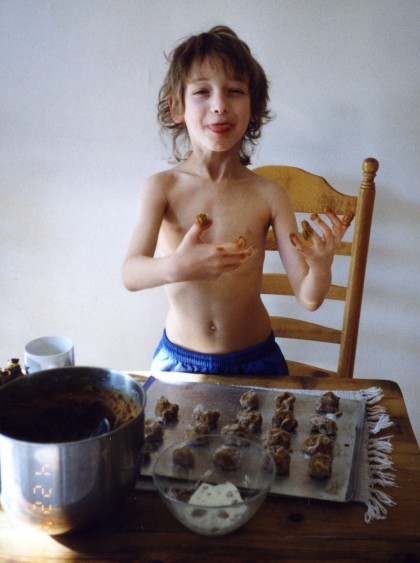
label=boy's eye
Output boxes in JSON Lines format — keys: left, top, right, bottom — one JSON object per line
{"left": 193, "top": 89, "right": 209, "bottom": 95}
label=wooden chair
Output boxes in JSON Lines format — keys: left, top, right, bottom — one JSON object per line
{"left": 254, "top": 158, "right": 378, "bottom": 378}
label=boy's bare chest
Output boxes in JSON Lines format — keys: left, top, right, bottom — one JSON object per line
{"left": 164, "top": 180, "right": 271, "bottom": 244}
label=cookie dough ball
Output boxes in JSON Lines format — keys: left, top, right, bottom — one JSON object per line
{"left": 264, "top": 428, "right": 292, "bottom": 449}
{"left": 213, "top": 446, "right": 241, "bottom": 470}
{"left": 302, "top": 434, "right": 334, "bottom": 455}
{"left": 196, "top": 213, "right": 210, "bottom": 226}
{"left": 316, "top": 391, "right": 341, "bottom": 415}
{"left": 235, "top": 409, "right": 263, "bottom": 432}
{"left": 310, "top": 415, "right": 338, "bottom": 437}
{"left": 144, "top": 418, "right": 164, "bottom": 442}
{"left": 192, "top": 404, "right": 220, "bottom": 430}
{"left": 172, "top": 444, "right": 195, "bottom": 468}
{"left": 185, "top": 422, "right": 211, "bottom": 445}
{"left": 155, "top": 396, "right": 179, "bottom": 423}
{"left": 268, "top": 445, "right": 291, "bottom": 475}
{"left": 275, "top": 392, "right": 296, "bottom": 411}
{"left": 221, "top": 423, "right": 252, "bottom": 446}
{"left": 308, "top": 452, "right": 333, "bottom": 479}
{"left": 239, "top": 389, "right": 259, "bottom": 409}
{"left": 272, "top": 409, "right": 298, "bottom": 432}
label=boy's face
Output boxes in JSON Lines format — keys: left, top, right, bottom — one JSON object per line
{"left": 172, "top": 56, "right": 251, "bottom": 158}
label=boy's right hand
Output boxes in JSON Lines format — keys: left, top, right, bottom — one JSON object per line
{"left": 174, "top": 218, "right": 255, "bottom": 281}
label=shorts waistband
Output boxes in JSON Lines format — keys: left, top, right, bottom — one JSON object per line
{"left": 160, "top": 330, "right": 278, "bottom": 370}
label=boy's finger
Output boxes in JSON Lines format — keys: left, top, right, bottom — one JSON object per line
{"left": 240, "top": 246, "right": 256, "bottom": 258}
{"left": 290, "top": 232, "right": 313, "bottom": 249}
{"left": 301, "top": 220, "right": 314, "bottom": 240}
{"left": 217, "top": 235, "right": 248, "bottom": 253}
{"left": 194, "top": 213, "right": 213, "bottom": 232}
{"left": 342, "top": 211, "right": 355, "bottom": 227}
{"left": 309, "top": 214, "right": 332, "bottom": 239}
{"left": 290, "top": 233, "right": 303, "bottom": 248}
{"left": 216, "top": 243, "right": 239, "bottom": 253}
{"left": 187, "top": 214, "right": 213, "bottom": 244}
{"left": 236, "top": 235, "right": 247, "bottom": 249}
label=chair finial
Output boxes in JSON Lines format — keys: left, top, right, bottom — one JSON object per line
{"left": 362, "top": 158, "right": 379, "bottom": 185}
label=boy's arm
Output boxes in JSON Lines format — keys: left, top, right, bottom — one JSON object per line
{"left": 121, "top": 175, "right": 172, "bottom": 291}
{"left": 272, "top": 191, "right": 351, "bottom": 312}
{"left": 121, "top": 175, "right": 255, "bottom": 292}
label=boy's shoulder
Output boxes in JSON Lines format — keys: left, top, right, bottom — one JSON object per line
{"left": 142, "top": 165, "right": 184, "bottom": 191}
{"left": 249, "top": 168, "right": 287, "bottom": 193}
{"left": 142, "top": 164, "right": 288, "bottom": 200}
{"left": 147, "top": 165, "right": 180, "bottom": 182}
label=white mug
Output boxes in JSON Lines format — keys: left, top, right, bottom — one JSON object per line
{"left": 24, "top": 336, "right": 75, "bottom": 374}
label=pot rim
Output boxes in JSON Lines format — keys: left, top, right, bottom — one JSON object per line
{"left": 0, "top": 366, "right": 146, "bottom": 445}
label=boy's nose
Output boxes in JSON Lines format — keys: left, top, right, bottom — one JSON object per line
{"left": 212, "top": 95, "right": 228, "bottom": 114}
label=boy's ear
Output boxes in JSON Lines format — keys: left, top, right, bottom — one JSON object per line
{"left": 169, "top": 97, "right": 184, "bottom": 124}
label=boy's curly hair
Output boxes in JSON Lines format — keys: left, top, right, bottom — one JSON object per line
{"left": 158, "top": 26, "right": 273, "bottom": 165}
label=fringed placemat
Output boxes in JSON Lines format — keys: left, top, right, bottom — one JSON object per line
{"left": 353, "top": 387, "right": 396, "bottom": 522}
{"left": 138, "top": 378, "right": 397, "bottom": 522}
{"left": 295, "top": 386, "right": 397, "bottom": 521}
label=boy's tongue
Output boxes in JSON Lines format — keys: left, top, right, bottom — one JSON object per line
{"left": 209, "top": 123, "right": 232, "bottom": 133}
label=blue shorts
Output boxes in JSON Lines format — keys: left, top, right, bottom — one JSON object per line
{"left": 151, "top": 330, "right": 288, "bottom": 376}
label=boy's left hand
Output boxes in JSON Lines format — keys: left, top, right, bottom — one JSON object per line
{"left": 289, "top": 207, "right": 354, "bottom": 269}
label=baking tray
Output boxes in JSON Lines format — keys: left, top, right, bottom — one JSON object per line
{"left": 138, "top": 376, "right": 365, "bottom": 502}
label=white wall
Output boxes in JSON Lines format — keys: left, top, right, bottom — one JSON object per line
{"left": 1, "top": 0, "right": 419, "bottom": 442}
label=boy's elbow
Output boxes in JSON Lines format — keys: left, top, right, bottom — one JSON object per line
{"left": 306, "top": 301, "right": 323, "bottom": 312}
{"left": 123, "top": 280, "right": 137, "bottom": 292}
{"left": 298, "top": 297, "right": 324, "bottom": 312}
{"left": 121, "top": 276, "right": 135, "bottom": 292}
{"left": 121, "top": 264, "right": 137, "bottom": 292}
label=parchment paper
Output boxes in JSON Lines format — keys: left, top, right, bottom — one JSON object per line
{"left": 137, "top": 377, "right": 365, "bottom": 503}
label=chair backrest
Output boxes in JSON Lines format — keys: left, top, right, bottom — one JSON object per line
{"left": 254, "top": 158, "right": 378, "bottom": 378}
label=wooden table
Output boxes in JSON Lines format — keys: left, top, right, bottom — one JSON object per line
{"left": 0, "top": 374, "right": 419, "bottom": 562}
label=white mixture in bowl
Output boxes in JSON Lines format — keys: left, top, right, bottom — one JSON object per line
{"left": 179, "top": 482, "right": 248, "bottom": 534}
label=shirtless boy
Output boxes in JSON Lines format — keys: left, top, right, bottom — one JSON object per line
{"left": 122, "top": 26, "right": 352, "bottom": 375}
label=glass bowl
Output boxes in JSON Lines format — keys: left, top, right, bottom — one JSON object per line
{"left": 152, "top": 433, "right": 276, "bottom": 536}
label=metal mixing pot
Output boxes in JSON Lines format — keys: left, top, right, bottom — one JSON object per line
{"left": 0, "top": 367, "right": 146, "bottom": 535}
